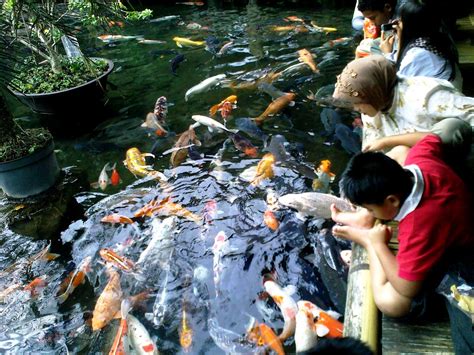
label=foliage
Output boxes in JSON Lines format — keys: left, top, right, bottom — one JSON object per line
{"left": 11, "top": 57, "right": 109, "bottom": 94}
{"left": 0, "top": 127, "right": 52, "bottom": 162}
{"left": 126, "top": 8, "right": 153, "bottom": 21}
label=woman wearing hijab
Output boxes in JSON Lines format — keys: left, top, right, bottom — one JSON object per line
{"left": 332, "top": 55, "right": 473, "bottom": 149}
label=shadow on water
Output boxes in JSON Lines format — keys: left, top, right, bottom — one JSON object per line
{"left": 1, "top": 2, "right": 358, "bottom": 353}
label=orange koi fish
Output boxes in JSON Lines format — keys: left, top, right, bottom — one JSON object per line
{"left": 209, "top": 95, "right": 238, "bottom": 116}
{"left": 109, "top": 299, "right": 130, "bottom": 355}
{"left": 135, "top": 196, "right": 202, "bottom": 223}
{"left": 251, "top": 153, "right": 275, "bottom": 187}
{"left": 101, "top": 214, "right": 134, "bottom": 225}
{"left": 100, "top": 249, "right": 135, "bottom": 273}
{"left": 92, "top": 268, "right": 122, "bottom": 331}
{"left": 247, "top": 319, "right": 285, "bottom": 355}
{"left": 255, "top": 93, "right": 296, "bottom": 124}
{"left": 110, "top": 164, "right": 121, "bottom": 186}
{"left": 133, "top": 198, "right": 159, "bottom": 218}
{"left": 141, "top": 112, "right": 168, "bottom": 137}
{"left": 179, "top": 304, "right": 193, "bottom": 352}
{"left": 123, "top": 147, "right": 167, "bottom": 181}
{"left": 24, "top": 276, "right": 47, "bottom": 297}
{"left": 285, "top": 16, "right": 305, "bottom": 23}
{"left": 271, "top": 25, "right": 308, "bottom": 33}
{"left": 298, "top": 48, "right": 319, "bottom": 73}
{"left": 57, "top": 256, "right": 92, "bottom": 304}
{"left": 264, "top": 210, "right": 279, "bottom": 231}
{"left": 231, "top": 133, "right": 258, "bottom": 158}
{"left": 220, "top": 101, "right": 233, "bottom": 121}
{"left": 317, "top": 159, "right": 336, "bottom": 178}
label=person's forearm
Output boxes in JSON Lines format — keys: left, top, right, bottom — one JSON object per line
{"left": 382, "top": 132, "right": 430, "bottom": 149}
{"left": 372, "top": 242, "right": 420, "bottom": 298}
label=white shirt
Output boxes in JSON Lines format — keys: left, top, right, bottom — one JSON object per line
{"left": 394, "top": 165, "right": 424, "bottom": 222}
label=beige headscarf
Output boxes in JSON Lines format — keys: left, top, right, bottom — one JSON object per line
{"left": 333, "top": 55, "right": 397, "bottom": 112}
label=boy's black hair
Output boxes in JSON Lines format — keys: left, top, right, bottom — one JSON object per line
{"left": 358, "top": 0, "right": 397, "bottom": 12}
{"left": 297, "top": 337, "right": 373, "bottom": 354}
{"left": 339, "top": 151, "right": 412, "bottom": 206}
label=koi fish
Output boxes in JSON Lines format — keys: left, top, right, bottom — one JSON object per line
{"left": 123, "top": 147, "right": 168, "bottom": 181}
{"left": 92, "top": 268, "right": 122, "bottom": 331}
{"left": 264, "top": 210, "right": 279, "bottom": 231}
{"left": 170, "top": 125, "right": 201, "bottom": 167}
{"left": 101, "top": 214, "right": 134, "bottom": 224}
{"left": 317, "top": 159, "right": 336, "bottom": 178}
{"left": 278, "top": 192, "right": 352, "bottom": 219}
{"left": 310, "top": 21, "right": 337, "bottom": 33}
{"left": 271, "top": 25, "right": 308, "bottom": 33}
{"left": 109, "top": 299, "right": 130, "bottom": 355}
{"left": 298, "top": 49, "right": 319, "bottom": 73}
{"left": 185, "top": 74, "right": 227, "bottom": 101}
{"left": 24, "top": 276, "right": 47, "bottom": 297}
{"left": 57, "top": 256, "right": 92, "bottom": 304}
{"left": 247, "top": 318, "right": 285, "bottom": 355}
{"left": 212, "top": 231, "right": 238, "bottom": 296}
{"left": 217, "top": 40, "right": 234, "bottom": 56}
{"left": 231, "top": 133, "right": 258, "bottom": 158}
{"left": 128, "top": 313, "right": 159, "bottom": 354}
{"left": 179, "top": 304, "right": 193, "bottom": 352}
{"left": 209, "top": 95, "right": 238, "bottom": 116}
{"left": 0, "top": 242, "right": 59, "bottom": 277}
{"left": 251, "top": 153, "right": 275, "bottom": 187}
{"left": 100, "top": 249, "right": 135, "bottom": 273}
{"left": 136, "top": 216, "right": 177, "bottom": 266}
{"left": 176, "top": 1, "right": 204, "bottom": 5}
{"left": 322, "top": 37, "right": 353, "bottom": 48}
{"left": 153, "top": 96, "right": 168, "bottom": 124}
{"left": 173, "top": 36, "right": 205, "bottom": 47}
{"left": 108, "top": 20, "right": 125, "bottom": 28}
{"left": 220, "top": 101, "right": 233, "bottom": 121}
{"left": 297, "top": 300, "right": 343, "bottom": 338}
{"left": 170, "top": 53, "right": 185, "bottom": 75}
{"left": 137, "top": 39, "right": 166, "bottom": 44}
{"left": 285, "top": 15, "right": 305, "bottom": 22}
{"left": 134, "top": 197, "right": 202, "bottom": 223}
{"left": 110, "top": 163, "right": 121, "bottom": 186}
{"left": 191, "top": 115, "right": 238, "bottom": 134}
{"left": 91, "top": 162, "right": 111, "bottom": 190}
{"left": 255, "top": 93, "right": 296, "bottom": 124}
{"left": 202, "top": 200, "right": 218, "bottom": 225}
{"left": 98, "top": 35, "right": 143, "bottom": 43}
{"left": 263, "top": 278, "right": 298, "bottom": 341}
{"left": 141, "top": 113, "right": 168, "bottom": 137}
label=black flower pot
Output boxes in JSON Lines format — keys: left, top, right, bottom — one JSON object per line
{"left": 11, "top": 58, "right": 114, "bottom": 115}
{"left": 0, "top": 140, "right": 60, "bottom": 198}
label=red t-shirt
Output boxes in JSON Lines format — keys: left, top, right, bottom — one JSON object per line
{"left": 397, "top": 134, "right": 473, "bottom": 282}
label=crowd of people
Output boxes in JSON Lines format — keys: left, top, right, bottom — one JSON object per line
{"left": 324, "top": 0, "right": 474, "bottom": 353}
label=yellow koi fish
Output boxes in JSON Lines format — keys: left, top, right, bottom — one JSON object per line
{"left": 255, "top": 93, "right": 296, "bottom": 124}
{"left": 310, "top": 21, "right": 337, "bottom": 33}
{"left": 251, "top": 153, "right": 275, "bottom": 187}
{"left": 298, "top": 49, "right": 319, "bottom": 73}
{"left": 123, "top": 147, "right": 167, "bottom": 181}
{"left": 173, "top": 36, "right": 205, "bottom": 47}
{"left": 179, "top": 304, "right": 193, "bottom": 352}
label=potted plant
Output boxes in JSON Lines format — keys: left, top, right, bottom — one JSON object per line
{"left": 2, "top": 0, "right": 151, "bottom": 115}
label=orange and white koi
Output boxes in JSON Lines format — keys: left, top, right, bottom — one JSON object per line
{"left": 209, "top": 95, "right": 238, "bottom": 116}
{"left": 109, "top": 299, "right": 130, "bottom": 355}
{"left": 101, "top": 214, "right": 134, "bottom": 225}
{"left": 255, "top": 93, "right": 296, "bottom": 124}
{"left": 123, "top": 147, "right": 168, "bottom": 181}
{"left": 263, "top": 210, "right": 279, "bottom": 231}
{"left": 247, "top": 318, "right": 285, "bottom": 355}
{"left": 100, "top": 249, "right": 135, "bottom": 273}
{"left": 317, "top": 159, "right": 336, "bottom": 179}
{"left": 298, "top": 48, "right": 319, "bottom": 73}
{"left": 271, "top": 25, "right": 308, "bottom": 33}
{"left": 136, "top": 196, "right": 202, "bottom": 223}
{"left": 92, "top": 268, "right": 122, "bottom": 331}
{"left": 179, "top": 304, "right": 193, "bottom": 352}
{"left": 297, "top": 300, "right": 343, "bottom": 338}
{"left": 57, "top": 256, "right": 92, "bottom": 304}
{"left": 263, "top": 278, "right": 298, "bottom": 341}
{"left": 251, "top": 153, "right": 275, "bottom": 187}
{"left": 91, "top": 162, "right": 111, "bottom": 191}
{"left": 285, "top": 15, "right": 305, "bottom": 23}
{"left": 128, "top": 313, "right": 159, "bottom": 354}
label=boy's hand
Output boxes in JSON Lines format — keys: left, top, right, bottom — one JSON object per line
{"left": 380, "top": 34, "right": 395, "bottom": 54}
{"left": 367, "top": 223, "right": 392, "bottom": 247}
{"left": 363, "top": 137, "right": 388, "bottom": 152}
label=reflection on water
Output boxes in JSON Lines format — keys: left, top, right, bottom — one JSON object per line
{"left": 2, "top": 2, "right": 357, "bottom": 353}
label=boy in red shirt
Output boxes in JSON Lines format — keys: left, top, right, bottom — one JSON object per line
{"left": 331, "top": 128, "right": 473, "bottom": 318}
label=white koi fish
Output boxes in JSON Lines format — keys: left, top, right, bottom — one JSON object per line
{"left": 212, "top": 231, "right": 230, "bottom": 297}
{"left": 184, "top": 74, "right": 227, "bottom": 101}
{"left": 136, "top": 216, "right": 177, "bottom": 266}
{"left": 91, "top": 162, "right": 111, "bottom": 190}
{"left": 191, "top": 115, "right": 238, "bottom": 134}
{"left": 128, "top": 314, "right": 159, "bottom": 354}
{"left": 264, "top": 279, "right": 299, "bottom": 341}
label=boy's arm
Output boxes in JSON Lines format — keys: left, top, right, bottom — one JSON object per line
{"left": 363, "top": 132, "right": 430, "bottom": 152}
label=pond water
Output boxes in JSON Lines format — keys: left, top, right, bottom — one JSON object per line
{"left": 2, "top": 2, "right": 358, "bottom": 353}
